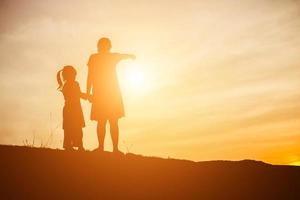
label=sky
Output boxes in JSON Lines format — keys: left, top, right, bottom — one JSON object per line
{"left": 0, "top": 0, "right": 300, "bottom": 165}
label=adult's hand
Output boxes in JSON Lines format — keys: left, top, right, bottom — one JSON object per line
{"left": 130, "top": 54, "right": 136, "bottom": 60}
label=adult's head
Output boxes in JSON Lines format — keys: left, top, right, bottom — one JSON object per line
{"left": 97, "top": 37, "right": 111, "bottom": 53}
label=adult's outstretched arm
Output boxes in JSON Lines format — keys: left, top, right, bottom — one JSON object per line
{"left": 119, "top": 53, "right": 136, "bottom": 60}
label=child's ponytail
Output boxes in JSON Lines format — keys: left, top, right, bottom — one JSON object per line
{"left": 57, "top": 69, "right": 63, "bottom": 90}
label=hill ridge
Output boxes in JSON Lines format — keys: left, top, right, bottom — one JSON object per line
{"left": 0, "top": 145, "right": 299, "bottom": 200}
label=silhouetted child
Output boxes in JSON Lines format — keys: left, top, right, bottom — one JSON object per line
{"left": 57, "top": 65, "right": 87, "bottom": 151}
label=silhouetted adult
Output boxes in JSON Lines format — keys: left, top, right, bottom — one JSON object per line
{"left": 86, "top": 38, "right": 135, "bottom": 153}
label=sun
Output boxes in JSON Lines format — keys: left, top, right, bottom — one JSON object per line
{"left": 119, "top": 62, "right": 151, "bottom": 94}
{"left": 128, "top": 70, "right": 144, "bottom": 88}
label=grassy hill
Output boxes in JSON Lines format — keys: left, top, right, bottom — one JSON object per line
{"left": 0, "top": 145, "right": 299, "bottom": 199}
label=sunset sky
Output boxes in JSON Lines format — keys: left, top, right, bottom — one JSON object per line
{"left": 0, "top": 0, "right": 300, "bottom": 165}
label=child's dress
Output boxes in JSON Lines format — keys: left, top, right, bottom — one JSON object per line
{"left": 62, "top": 81, "right": 85, "bottom": 148}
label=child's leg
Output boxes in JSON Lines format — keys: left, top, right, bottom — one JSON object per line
{"left": 63, "top": 129, "right": 72, "bottom": 150}
{"left": 74, "top": 128, "right": 84, "bottom": 150}
{"left": 97, "top": 119, "right": 107, "bottom": 151}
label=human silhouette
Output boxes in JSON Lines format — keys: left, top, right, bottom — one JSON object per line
{"left": 57, "top": 65, "right": 87, "bottom": 151}
{"left": 86, "top": 37, "right": 135, "bottom": 153}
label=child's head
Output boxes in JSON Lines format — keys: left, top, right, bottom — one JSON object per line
{"left": 97, "top": 37, "right": 111, "bottom": 53}
{"left": 57, "top": 65, "right": 77, "bottom": 90}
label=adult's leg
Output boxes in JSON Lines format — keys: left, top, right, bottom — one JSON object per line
{"left": 109, "top": 118, "right": 119, "bottom": 152}
{"left": 97, "top": 119, "right": 107, "bottom": 151}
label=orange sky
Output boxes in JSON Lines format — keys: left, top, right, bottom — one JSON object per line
{"left": 0, "top": 0, "right": 300, "bottom": 165}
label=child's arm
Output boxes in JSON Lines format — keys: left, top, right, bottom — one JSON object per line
{"left": 76, "top": 82, "right": 89, "bottom": 100}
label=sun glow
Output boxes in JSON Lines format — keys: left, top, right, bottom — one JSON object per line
{"left": 289, "top": 161, "right": 300, "bottom": 166}
{"left": 128, "top": 69, "right": 144, "bottom": 88}
{"left": 119, "top": 62, "right": 152, "bottom": 94}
